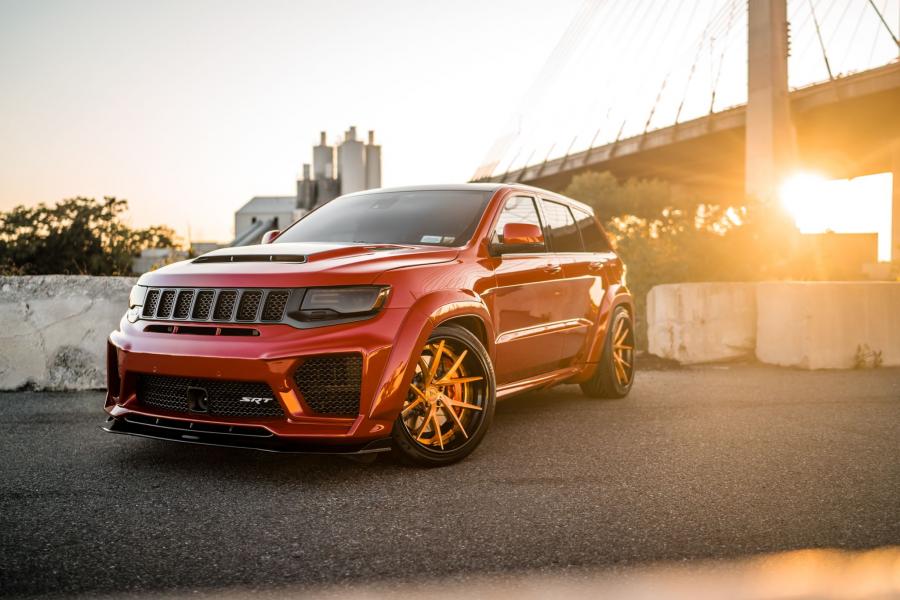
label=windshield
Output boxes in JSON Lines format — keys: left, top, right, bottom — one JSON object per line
{"left": 275, "top": 190, "right": 493, "bottom": 247}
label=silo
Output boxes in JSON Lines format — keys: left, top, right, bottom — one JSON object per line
{"left": 297, "top": 163, "right": 314, "bottom": 210}
{"left": 313, "top": 131, "right": 334, "bottom": 181}
{"left": 338, "top": 126, "right": 365, "bottom": 195}
{"left": 365, "top": 130, "right": 381, "bottom": 189}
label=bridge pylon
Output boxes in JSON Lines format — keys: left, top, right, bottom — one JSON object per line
{"left": 746, "top": 0, "right": 796, "bottom": 201}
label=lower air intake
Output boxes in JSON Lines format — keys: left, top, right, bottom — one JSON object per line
{"left": 293, "top": 354, "right": 363, "bottom": 416}
{"left": 137, "top": 374, "right": 284, "bottom": 418}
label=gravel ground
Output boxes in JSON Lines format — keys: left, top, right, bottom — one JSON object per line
{"left": 1, "top": 364, "right": 898, "bottom": 598}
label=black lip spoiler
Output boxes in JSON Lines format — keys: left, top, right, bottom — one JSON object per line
{"left": 101, "top": 415, "right": 392, "bottom": 455}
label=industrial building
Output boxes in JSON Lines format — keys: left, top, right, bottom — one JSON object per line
{"left": 233, "top": 126, "right": 381, "bottom": 246}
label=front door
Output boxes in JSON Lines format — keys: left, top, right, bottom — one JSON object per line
{"left": 488, "top": 195, "right": 566, "bottom": 384}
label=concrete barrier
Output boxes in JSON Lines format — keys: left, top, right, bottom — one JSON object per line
{"left": 756, "top": 282, "right": 900, "bottom": 369}
{"left": 647, "top": 281, "right": 900, "bottom": 369}
{"left": 0, "top": 276, "right": 135, "bottom": 390}
{"left": 646, "top": 283, "right": 757, "bottom": 364}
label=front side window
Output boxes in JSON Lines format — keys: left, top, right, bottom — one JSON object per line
{"left": 541, "top": 200, "right": 583, "bottom": 252}
{"left": 275, "top": 190, "right": 493, "bottom": 247}
{"left": 572, "top": 207, "right": 612, "bottom": 252}
{"left": 492, "top": 196, "right": 546, "bottom": 251}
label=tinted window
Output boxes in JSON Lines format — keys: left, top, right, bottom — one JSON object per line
{"left": 572, "top": 207, "right": 612, "bottom": 252}
{"left": 275, "top": 190, "right": 492, "bottom": 247}
{"left": 493, "top": 196, "right": 545, "bottom": 251}
{"left": 541, "top": 200, "right": 583, "bottom": 252}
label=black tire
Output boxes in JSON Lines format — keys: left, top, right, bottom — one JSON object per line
{"left": 391, "top": 325, "right": 496, "bottom": 467}
{"left": 580, "top": 306, "right": 635, "bottom": 399}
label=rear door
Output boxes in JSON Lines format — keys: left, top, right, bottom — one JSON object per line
{"left": 540, "top": 199, "right": 597, "bottom": 366}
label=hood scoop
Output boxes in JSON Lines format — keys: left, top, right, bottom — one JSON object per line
{"left": 193, "top": 254, "right": 307, "bottom": 264}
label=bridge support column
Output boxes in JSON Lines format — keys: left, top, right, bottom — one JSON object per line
{"left": 746, "top": 0, "right": 796, "bottom": 201}
{"left": 893, "top": 145, "right": 900, "bottom": 263}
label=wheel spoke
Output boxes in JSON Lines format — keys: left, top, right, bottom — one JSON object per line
{"left": 431, "top": 410, "right": 444, "bottom": 449}
{"left": 442, "top": 395, "right": 483, "bottom": 412}
{"left": 441, "top": 403, "right": 468, "bottom": 439}
{"left": 614, "top": 353, "right": 631, "bottom": 370}
{"left": 409, "top": 384, "right": 427, "bottom": 400}
{"left": 439, "top": 349, "right": 468, "bottom": 382}
{"left": 614, "top": 319, "right": 625, "bottom": 343}
{"left": 418, "top": 358, "right": 431, "bottom": 384}
{"left": 427, "top": 340, "right": 446, "bottom": 383}
{"left": 402, "top": 395, "right": 425, "bottom": 415}
{"left": 416, "top": 404, "right": 436, "bottom": 442}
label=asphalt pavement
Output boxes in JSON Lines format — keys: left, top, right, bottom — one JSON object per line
{"left": 1, "top": 364, "right": 899, "bottom": 598}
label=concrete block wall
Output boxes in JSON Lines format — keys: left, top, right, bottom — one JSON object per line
{"left": 647, "top": 281, "right": 900, "bottom": 369}
{"left": 756, "top": 282, "right": 900, "bottom": 369}
{"left": 0, "top": 276, "right": 135, "bottom": 391}
{"left": 647, "top": 283, "right": 758, "bottom": 364}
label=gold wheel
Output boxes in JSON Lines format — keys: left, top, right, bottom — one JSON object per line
{"left": 611, "top": 314, "right": 634, "bottom": 387}
{"left": 400, "top": 339, "right": 486, "bottom": 452}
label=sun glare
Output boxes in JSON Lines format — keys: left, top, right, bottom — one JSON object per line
{"left": 778, "top": 172, "right": 893, "bottom": 262}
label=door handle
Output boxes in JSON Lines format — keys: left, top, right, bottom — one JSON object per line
{"left": 543, "top": 264, "right": 562, "bottom": 274}
{"left": 588, "top": 261, "right": 605, "bottom": 273}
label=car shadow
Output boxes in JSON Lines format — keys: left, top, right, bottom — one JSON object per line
{"left": 106, "top": 385, "right": 613, "bottom": 483}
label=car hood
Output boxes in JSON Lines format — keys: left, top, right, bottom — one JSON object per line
{"left": 137, "top": 242, "right": 459, "bottom": 288}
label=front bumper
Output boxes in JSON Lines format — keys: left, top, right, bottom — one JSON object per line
{"left": 105, "top": 307, "right": 423, "bottom": 449}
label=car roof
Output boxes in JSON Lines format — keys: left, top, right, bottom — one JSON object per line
{"left": 343, "top": 183, "right": 594, "bottom": 214}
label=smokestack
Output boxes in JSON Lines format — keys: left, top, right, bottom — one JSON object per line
{"left": 365, "top": 130, "right": 381, "bottom": 189}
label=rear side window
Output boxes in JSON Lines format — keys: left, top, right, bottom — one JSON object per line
{"left": 541, "top": 200, "right": 583, "bottom": 252}
{"left": 572, "top": 207, "right": 612, "bottom": 252}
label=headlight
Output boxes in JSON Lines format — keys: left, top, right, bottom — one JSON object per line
{"left": 128, "top": 285, "right": 147, "bottom": 308}
{"left": 299, "top": 286, "right": 390, "bottom": 322}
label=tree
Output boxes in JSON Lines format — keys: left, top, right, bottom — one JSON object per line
{"left": 0, "top": 197, "right": 177, "bottom": 276}
{"left": 563, "top": 171, "right": 804, "bottom": 348}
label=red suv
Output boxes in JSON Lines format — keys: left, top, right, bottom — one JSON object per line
{"left": 105, "top": 184, "right": 634, "bottom": 466}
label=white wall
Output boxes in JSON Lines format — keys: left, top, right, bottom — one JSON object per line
{"left": 647, "top": 283, "right": 757, "bottom": 364}
{"left": 648, "top": 281, "right": 900, "bottom": 369}
{"left": 0, "top": 276, "right": 135, "bottom": 390}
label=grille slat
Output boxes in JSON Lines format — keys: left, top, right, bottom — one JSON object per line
{"left": 142, "top": 289, "right": 161, "bottom": 317}
{"left": 156, "top": 290, "right": 176, "bottom": 319}
{"left": 236, "top": 291, "right": 262, "bottom": 321}
{"left": 138, "top": 374, "right": 284, "bottom": 418}
{"left": 192, "top": 290, "right": 215, "bottom": 320}
{"left": 213, "top": 291, "right": 237, "bottom": 321}
{"left": 262, "top": 291, "right": 289, "bottom": 321}
{"left": 173, "top": 290, "right": 194, "bottom": 319}
{"left": 293, "top": 355, "right": 362, "bottom": 416}
{"left": 143, "top": 287, "right": 292, "bottom": 325}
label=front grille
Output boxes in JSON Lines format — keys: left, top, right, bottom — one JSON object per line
{"left": 141, "top": 288, "right": 294, "bottom": 325}
{"left": 138, "top": 374, "right": 284, "bottom": 418}
{"left": 293, "top": 355, "right": 362, "bottom": 416}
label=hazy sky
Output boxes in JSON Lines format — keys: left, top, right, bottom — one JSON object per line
{"left": 1, "top": 0, "right": 897, "bottom": 243}
{"left": 0, "top": 0, "right": 579, "bottom": 241}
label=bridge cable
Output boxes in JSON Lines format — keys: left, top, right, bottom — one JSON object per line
{"left": 866, "top": 0, "right": 900, "bottom": 47}
{"left": 808, "top": 0, "right": 835, "bottom": 80}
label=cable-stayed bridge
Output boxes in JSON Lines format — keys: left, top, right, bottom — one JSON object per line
{"left": 472, "top": 0, "right": 900, "bottom": 252}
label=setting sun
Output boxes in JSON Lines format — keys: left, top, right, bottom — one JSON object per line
{"left": 778, "top": 172, "right": 893, "bottom": 262}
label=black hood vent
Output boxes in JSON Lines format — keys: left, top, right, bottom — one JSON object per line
{"left": 193, "top": 254, "right": 307, "bottom": 264}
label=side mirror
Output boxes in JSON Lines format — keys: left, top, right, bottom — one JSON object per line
{"left": 491, "top": 222, "right": 544, "bottom": 255}
{"left": 260, "top": 230, "right": 280, "bottom": 244}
